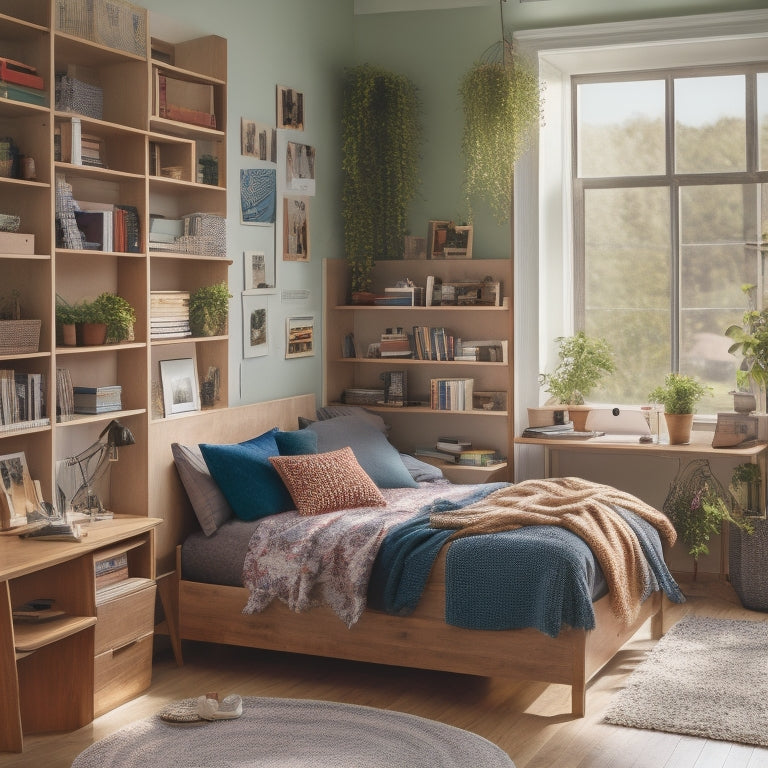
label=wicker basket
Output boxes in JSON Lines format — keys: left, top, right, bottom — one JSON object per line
{"left": 55, "top": 0, "right": 147, "bottom": 57}
{"left": 0, "top": 319, "right": 41, "bottom": 354}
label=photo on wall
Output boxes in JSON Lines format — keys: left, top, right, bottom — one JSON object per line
{"left": 240, "top": 118, "right": 277, "bottom": 162}
{"left": 240, "top": 168, "right": 276, "bottom": 224}
{"left": 282, "top": 196, "right": 309, "bottom": 261}
{"left": 285, "top": 315, "right": 314, "bottom": 359}
{"left": 277, "top": 85, "right": 304, "bottom": 131}
{"left": 285, "top": 141, "right": 315, "bottom": 195}
{"left": 244, "top": 249, "right": 276, "bottom": 292}
{"left": 242, "top": 293, "right": 269, "bottom": 358}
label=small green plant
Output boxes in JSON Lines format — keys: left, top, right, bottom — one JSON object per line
{"left": 725, "top": 283, "right": 768, "bottom": 395}
{"left": 648, "top": 373, "right": 712, "bottom": 414}
{"left": 55, "top": 296, "right": 83, "bottom": 327}
{"left": 189, "top": 282, "right": 231, "bottom": 337}
{"left": 86, "top": 293, "right": 136, "bottom": 343}
{"left": 539, "top": 332, "right": 615, "bottom": 405}
{"left": 341, "top": 64, "right": 422, "bottom": 293}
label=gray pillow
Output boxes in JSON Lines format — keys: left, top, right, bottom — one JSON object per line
{"left": 172, "top": 442, "right": 233, "bottom": 536}
{"left": 306, "top": 415, "right": 417, "bottom": 489}
{"left": 399, "top": 453, "right": 445, "bottom": 482}
{"left": 314, "top": 405, "right": 388, "bottom": 433}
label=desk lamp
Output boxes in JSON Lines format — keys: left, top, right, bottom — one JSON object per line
{"left": 63, "top": 419, "right": 135, "bottom": 520}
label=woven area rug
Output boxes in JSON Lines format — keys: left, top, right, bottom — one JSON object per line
{"left": 604, "top": 615, "right": 768, "bottom": 746}
{"left": 72, "top": 696, "right": 515, "bottom": 768}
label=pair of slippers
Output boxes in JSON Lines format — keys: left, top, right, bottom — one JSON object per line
{"left": 159, "top": 693, "right": 243, "bottom": 723}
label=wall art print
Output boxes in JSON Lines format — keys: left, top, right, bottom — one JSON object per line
{"left": 282, "top": 196, "right": 309, "bottom": 261}
{"left": 240, "top": 167, "right": 276, "bottom": 224}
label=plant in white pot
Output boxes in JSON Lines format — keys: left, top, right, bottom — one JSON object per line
{"left": 538, "top": 332, "right": 615, "bottom": 430}
{"left": 648, "top": 373, "right": 712, "bottom": 445}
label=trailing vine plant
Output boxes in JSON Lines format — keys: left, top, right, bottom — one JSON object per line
{"left": 341, "top": 64, "right": 422, "bottom": 293}
{"left": 459, "top": 40, "right": 541, "bottom": 222}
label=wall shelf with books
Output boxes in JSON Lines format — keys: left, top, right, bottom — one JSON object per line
{"left": 323, "top": 257, "right": 513, "bottom": 482}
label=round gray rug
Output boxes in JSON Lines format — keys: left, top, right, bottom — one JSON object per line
{"left": 72, "top": 696, "right": 515, "bottom": 767}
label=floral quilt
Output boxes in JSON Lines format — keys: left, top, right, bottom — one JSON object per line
{"left": 241, "top": 481, "right": 483, "bottom": 627}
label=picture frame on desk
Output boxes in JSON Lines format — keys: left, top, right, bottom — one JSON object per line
{"left": 159, "top": 357, "right": 200, "bottom": 416}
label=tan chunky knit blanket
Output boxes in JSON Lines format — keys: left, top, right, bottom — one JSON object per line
{"left": 430, "top": 477, "right": 678, "bottom": 625}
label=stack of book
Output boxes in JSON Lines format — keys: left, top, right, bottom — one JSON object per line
{"left": 94, "top": 551, "right": 129, "bottom": 590}
{"left": 154, "top": 68, "right": 217, "bottom": 128}
{"left": 0, "top": 57, "right": 46, "bottom": 107}
{"left": 454, "top": 339, "right": 507, "bottom": 362}
{"left": 0, "top": 369, "right": 48, "bottom": 433}
{"left": 430, "top": 377, "right": 474, "bottom": 411}
{"left": 73, "top": 385, "right": 122, "bottom": 414}
{"left": 379, "top": 329, "right": 412, "bottom": 358}
{"left": 56, "top": 368, "right": 74, "bottom": 422}
{"left": 150, "top": 290, "right": 191, "bottom": 339}
{"left": 412, "top": 326, "right": 454, "bottom": 361}
{"left": 415, "top": 438, "right": 504, "bottom": 466}
{"left": 72, "top": 200, "right": 140, "bottom": 253}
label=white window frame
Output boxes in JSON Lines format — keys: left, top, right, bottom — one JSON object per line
{"left": 512, "top": 10, "right": 768, "bottom": 481}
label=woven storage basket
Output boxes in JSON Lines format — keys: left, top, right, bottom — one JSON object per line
{"left": 55, "top": 74, "right": 103, "bottom": 120}
{"left": 56, "top": 0, "right": 146, "bottom": 56}
{"left": 0, "top": 319, "right": 41, "bottom": 354}
{"left": 729, "top": 519, "right": 768, "bottom": 612}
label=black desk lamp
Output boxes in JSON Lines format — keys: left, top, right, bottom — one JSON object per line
{"left": 63, "top": 419, "right": 135, "bottom": 520}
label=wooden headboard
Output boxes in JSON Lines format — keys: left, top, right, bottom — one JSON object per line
{"left": 148, "top": 393, "right": 317, "bottom": 572}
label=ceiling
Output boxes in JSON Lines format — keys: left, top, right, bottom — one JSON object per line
{"left": 354, "top": 0, "right": 498, "bottom": 14}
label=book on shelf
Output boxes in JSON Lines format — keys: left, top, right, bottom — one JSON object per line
{"left": 154, "top": 68, "right": 217, "bottom": 128}
{"left": 435, "top": 437, "right": 472, "bottom": 454}
{"left": 56, "top": 368, "right": 75, "bottom": 422}
{"left": 0, "top": 57, "right": 44, "bottom": 90}
{"left": 73, "top": 385, "right": 122, "bottom": 414}
{"left": 0, "top": 369, "right": 46, "bottom": 428}
{"left": 455, "top": 449, "right": 503, "bottom": 467}
{"left": 94, "top": 551, "right": 129, "bottom": 589}
{"left": 95, "top": 577, "right": 152, "bottom": 606}
{"left": 430, "top": 377, "right": 474, "bottom": 411}
{"left": 455, "top": 339, "right": 507, "bottom": 363}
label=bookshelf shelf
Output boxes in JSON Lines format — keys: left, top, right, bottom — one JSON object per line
{"left": 13, "top": 615, "right": 97, "bottom": 653}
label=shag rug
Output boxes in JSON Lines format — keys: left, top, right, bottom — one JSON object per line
{"left": 72, "top": 696, "right": 515, "bottom": 768}
{"left": 604, "top": 615, "right": 768, "bottom": 747}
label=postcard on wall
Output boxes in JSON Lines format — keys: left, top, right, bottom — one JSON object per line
{"left": 283, "top": 196, "right": 310, "bottom": 261}
{"left": 285, "top": 141, "right": 315, "bottom": 195}
{"left": 242, "top": 293, "right": 269, "bottom": 358}
{"left": 277, "top": 85, "right": 304, "bottom": 131}
{"left": 240, "top": 168, "right": 276, "bottom": 224}
{"left": 240, "top": 118, "right": 277, "bottom": 162}
{"left": 244, "top": 249, "right": 277, "bottom": 292}
{"left": 285, "top": 315, "right": 314, "bottom": 359}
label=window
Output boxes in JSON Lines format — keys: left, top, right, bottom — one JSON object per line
{"left": 573, "top": 67, "right": 768, "bottom": 412}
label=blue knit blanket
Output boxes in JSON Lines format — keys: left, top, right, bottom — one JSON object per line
{"left": 367, "top": 484, "right": 684, "bottom": 638}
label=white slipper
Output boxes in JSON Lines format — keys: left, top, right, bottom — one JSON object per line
{"left": 196, "top": 694, "right": 243, "bottom": 720}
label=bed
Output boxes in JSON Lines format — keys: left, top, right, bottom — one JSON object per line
{"left": 151, "top": 393, "right": 681, "bottom": 717}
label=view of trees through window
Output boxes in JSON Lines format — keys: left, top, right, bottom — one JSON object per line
{"left": 573, "top": 68, "right": 768, "bottom": 413}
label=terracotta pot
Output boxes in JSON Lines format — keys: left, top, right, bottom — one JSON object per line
{"left": 77, "top": 322, "right": 107, "bottom": 346}
{"left": 59, "top": 323, "right": 77, "bottom": 347}
{"left": 568, "top": 405, "right": 593, "bottom": 432}
{"left": 665, "top": 412, "right": 694, "bottom": 445}
{"left": 351, "top": 291, "right": 376, "bottom": 306}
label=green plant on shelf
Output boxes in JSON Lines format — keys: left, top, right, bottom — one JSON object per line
{"left": 189, "top": 282, "right": 231, "bottom": 337}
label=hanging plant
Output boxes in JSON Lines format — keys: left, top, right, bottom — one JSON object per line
{"left": 341, "top": 64, "right": 422, "bottom": 294}
{"left": 459, "top": 41, "right": 541, "bottom": 222}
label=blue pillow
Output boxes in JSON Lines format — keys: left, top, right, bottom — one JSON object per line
{"left": 275, "top": 429, "right": 318, "bottom": 456}
{"left": 199, "top": 428, "right": 293, "bottom": 520}
{"left": 306, "top": 415, "right": 418, "bottom": 489}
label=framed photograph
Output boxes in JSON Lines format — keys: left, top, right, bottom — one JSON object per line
{"left": 240, "top": 118, "right": 277, "bottom": 162}
{"left": 277, "top": 85, "right": 304, "bottom": 130}
{"left": 283, "top": 196, "right": 310, "bottom": 261}
{"left": 285, "top": 315, "right": 315, "bottom": 358}
{"left": 0, "top": 451, "right": 36, "bottom": 528}
{"left": 159, "top": 357, "right": 200, "bottom": 416}
{"left": 240, "top": 168, "right": 276, "bottom": 224}
{"left": 472, "top": 390, "right": 508, "bottom": 412}
{"left": 427, "top": 220, "right": 473, "bottom": 259}
{"left": 285, "top": 141, "right": 315, "bottom": 195}
{"left": 244, "top": 250, "right": 276, "bottom": 292}
{"left": 243, "top": 294, "right": 270, "bottom": 358}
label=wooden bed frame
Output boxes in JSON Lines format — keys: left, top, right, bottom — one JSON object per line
{"left": 151, "top": 394, "right": 664, "bottom": 717}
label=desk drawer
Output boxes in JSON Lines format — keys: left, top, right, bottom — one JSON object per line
{"left": 95, "top": 581, "right": 155, "bottom": 655}
{"left": 94, "top": 631, "right": 153, "bottom": 716}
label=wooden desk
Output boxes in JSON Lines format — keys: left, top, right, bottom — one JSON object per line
{"left": 0, "top": 515, "right": 161, "bottom": 753}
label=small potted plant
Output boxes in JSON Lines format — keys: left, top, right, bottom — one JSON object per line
{"left": 55, "top": 296, "right": 82, "bottom": 346}
{"left": 648, "top": 373, "right": 712, "bottom": 444}
{"left": 538, "top": 332, "right": 615, "bottom": 430}
{"left": 189, "top": 282, "right": 231, "bottom": 337}
{"left": 75, "top": 293, "right": 136, "bottom": 346}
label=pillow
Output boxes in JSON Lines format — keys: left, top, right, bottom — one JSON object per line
{"left": 399, "top": 453, "right": 445, "bottom": 482}
{"left": 275, "top": 428, "right": 318, "bottom": 456}
{"left": 199, "top": 428, "right": 294, "bottom": 521}
{"left": 171, "top": 443, "right": 233, "bottom": 536}
{"left": 269, "top": 447, "right": 386, "bottom": 516}
{"left": 314, "top": 405, "right": 388, "bottom": 433}
{"left": 306, "top": 415, "right": 418, "bottom": 489}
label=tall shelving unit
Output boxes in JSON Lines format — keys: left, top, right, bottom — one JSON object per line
{"left": 0, "top": 2, "right": 229, "bottom": 533}
{"left": 323, "top": 258, "right": 514, "bottom": 482}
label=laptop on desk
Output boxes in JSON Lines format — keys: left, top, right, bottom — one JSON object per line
{"left": 585, "top": 408, "right": 652, "bottom": 443}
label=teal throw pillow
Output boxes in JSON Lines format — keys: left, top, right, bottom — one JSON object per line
{"left": 199, "top": 427, "right": 293, "bottom": 520}
{"left": 275, "top": 428, "right": 318, "bottom": 456}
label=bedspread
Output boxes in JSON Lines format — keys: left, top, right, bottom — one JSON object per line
{"left": 241, "top": 482, "right": 483, "bottom": 627}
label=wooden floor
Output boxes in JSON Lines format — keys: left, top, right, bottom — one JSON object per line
{"left": 6, "top": 578, "right": 768, "bottom": 768}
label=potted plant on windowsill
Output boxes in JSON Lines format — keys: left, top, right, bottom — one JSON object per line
{"left": 537, "top": 332, "right": 615, "bottom": 430}
{"left": 648, "top": 373, "right": 712, "bottom": 445}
